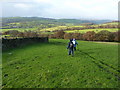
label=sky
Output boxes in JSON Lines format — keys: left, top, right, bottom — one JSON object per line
{"left": 0, "top": 0, "right": 119, "bottom": 20}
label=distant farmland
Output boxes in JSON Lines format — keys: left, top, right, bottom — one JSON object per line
{"left": 65, "top": 28, "right": 118, "bottom": 33}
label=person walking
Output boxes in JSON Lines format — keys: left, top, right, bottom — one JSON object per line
{"left": 72, "top": 38, "right": 78, "bottom": 51}
{"left": 67, "top": 39, "right": 74, "bottom": 56}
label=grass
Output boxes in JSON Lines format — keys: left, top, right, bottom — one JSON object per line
{"left": 65, "top": 28, "right": 118, "bottom": 33}
{"left": 2, "top": 28, "right": 38, "bottom": 32}
{"left": 8, "top": 23, "right": 20, "bottom": 25}
{"left": 91, "top": 22, "right": 119, "bottom": 27}
{"left": 2, "top": 39, "right": 119, "bottom": 88}
{"left": 40, "top": 26, "right": 85, "bottom": 32}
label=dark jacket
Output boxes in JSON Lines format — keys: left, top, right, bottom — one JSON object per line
{"left": 67, "top": 41, "right": 74, "bottom": 50}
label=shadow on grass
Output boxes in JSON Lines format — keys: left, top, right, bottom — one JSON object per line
{"left": 2, "top": 42, "right": 48, "bottom": 52}
{"left": 3, "top": 40, "right": 67, "bottom": 52}
{"left": 48, "top": 41, "right": 66, "bottom": 45}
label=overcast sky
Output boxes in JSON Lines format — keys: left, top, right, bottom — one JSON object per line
{"left": 0, "top": 0, "right": 119, "bottom": 20}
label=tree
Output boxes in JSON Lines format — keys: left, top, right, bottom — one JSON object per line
{"left": 108, "top": 32, "right": 116, "bottom": 42}
{"left": 4, "top": 30, "right": 20, "bottom": 37}
{"left": 64, "top": 33, "right": 73, "bottom": 39}
{"left": 72, "top": 33, "right": 83, "bottom": 40}
{"left": 82, "top": 31, "right": 96, "bottom": 41}
{"left": 49, "top": 34, "right": 56, "bottom": 39}
{"left": 94, "top": 30, "right": 111, "bottom": 41}
{"left": 23, "top": 31, "right": 38, "bottom": 37}
{"left": 114, "top": 30, "right": 120, "bottom": 42}
{"left": 55, "top": 30, "right": 65, "bottom": 39}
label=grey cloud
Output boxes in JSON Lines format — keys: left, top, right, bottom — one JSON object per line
{"left": 1, "top": 0, "right": 119, "bottom": 20}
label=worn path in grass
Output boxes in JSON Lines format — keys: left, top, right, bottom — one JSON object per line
{"left": 2, "top": 39, "right": 119, "bottom": 88}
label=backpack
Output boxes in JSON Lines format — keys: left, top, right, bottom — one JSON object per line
{"left": 70, "top": 42, "right": 73, "bottom": 48}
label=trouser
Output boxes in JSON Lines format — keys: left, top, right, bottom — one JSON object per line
{"left": 69, "top": 48, "right": 74, "bottom": 56}
{"left": 74, "top": 47, "right": 76, "bottom": 51}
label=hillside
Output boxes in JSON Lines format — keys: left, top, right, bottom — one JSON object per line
{"left": 2, "top": 17, "right": 112, "bottom": 27}
{"left": 1, "top": 17, "right": 119, "bottom": 42}
{"left": 1, "top": 17, "right": 115, "bottom": 32}
{"left": 2, "top": 39, "right": 119, "bottom": 88}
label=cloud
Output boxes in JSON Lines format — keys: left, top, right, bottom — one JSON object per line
{"left": 1, "top": 0, "right": 119, "bottom": 20}
{"left": 35, "top": 0, "right": 52, "bottom": 3}
{"left": 14, "top": 3, "right": 33, "bottom": 10}
{"left": 46, "top": 0, "right": 119, "bottom": 19}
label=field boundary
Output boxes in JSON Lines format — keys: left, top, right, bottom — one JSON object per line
{"left": 2, "top": 37, "right": 48, "bottom": 51}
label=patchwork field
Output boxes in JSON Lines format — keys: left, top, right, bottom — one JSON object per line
{"left": 2, "top": 39, "right": 119, "bottom": 88}
{"left": 65, "top": 28, "right": 118, "bottom": 33}
{"left": 2, "top": 21, "right": 118, "bottom": 36}
{"left": 1, "top": 28, "right": 38, "bottom": 32}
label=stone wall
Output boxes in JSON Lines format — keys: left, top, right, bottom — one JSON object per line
{"left": 2, "top": 37, "right": 48, "bottom": 51}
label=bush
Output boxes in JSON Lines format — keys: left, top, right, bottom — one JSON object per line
{"left": 23, "top": 31, "right": 39, "bottom": 38}
{"left": 114, "top": 30, "right": 120, "bottom": 42}
{"left": 64, "top": 33, "right": 73, "bottom": 39}
{"left": 108, "top": 32, "right": 116, "bottom": 42}
{"left": 54, "top": 30, "right": 65, "bottom": 39}
{"left": 17, "top": 32, "right": 24, "bottom": 37}
{"left": 3, "top": 30, "right": 20, "bottom": 37}
{"left": 82, "top": 31, "right": 96, "bottom": 41}
{"left": 49, "top": 34, "right": 56, "bottom": 39}
{"left": 94, "top": 30, "right": 111, "bottom": 41}
{"left": 72, "top": 33, "right": 83, "bottom": 40}
{"left": 39, "top": 34, "right": 49, "bottom": 38}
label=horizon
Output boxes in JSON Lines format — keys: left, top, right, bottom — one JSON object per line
{"left": 1, "top": 16, "right": 117, "bottom": 21}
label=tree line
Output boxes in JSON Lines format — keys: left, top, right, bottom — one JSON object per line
{"left": 2, "top": 30, "right": 120, "bottom": 42}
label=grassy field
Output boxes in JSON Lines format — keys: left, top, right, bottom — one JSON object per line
{"left": 1, "top": 26, "right": 84, "bottom": 32}
{"left": 2, "top": 28, "right": 38, "bottom": 32}
{"left": 65, "top": 28, "right": 118, "bottom": 33}
{"left": 91, "top": 22, "right": 119, "bottom": 27}
{"left": 2, "top": 27, "right": 118, "bottom": 35}
{"left": 2, "top": 22, "right": 118, "bottom": 35}
{"left": 40, "top": 26, "right": 85, "bottom": 32}
{"left": 2, "top": 39, "right": 119, "bottom": 88}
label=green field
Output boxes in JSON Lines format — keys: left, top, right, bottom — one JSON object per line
{"left": 65, "top": 28, "right": 118, "bottom": 33}
{"left": 40, "top": 26, "right": 85, "bottom": 32}
{"left": 2, "top": 27, "right": 118, "bottom": 35}
{"left": 2, "top": 28, "right": 38, "bottom": 32}
{"left": 2, "top": 39, "right": 119, "bottom": 88}
{"left": 91, "top": 22, "right": 119, "bottom": 27}
{"left": 1, "top": 22, "right": 118, "bottom": 35}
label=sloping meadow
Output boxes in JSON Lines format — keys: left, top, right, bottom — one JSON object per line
{"left": 2, "top": 39, "right": 119, "bottom": 88}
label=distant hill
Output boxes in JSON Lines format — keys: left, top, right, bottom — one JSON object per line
{"left": 57, "top": 19, "right": 112, "bottom": 24}
{"left": 2, "top": 17, "right": 112, "bottom": 25}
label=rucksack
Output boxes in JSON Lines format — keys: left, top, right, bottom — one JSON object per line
{"left": 70, "top": 42, "right": 73, "bottom": 48}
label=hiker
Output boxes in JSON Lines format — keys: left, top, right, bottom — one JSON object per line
{"left": 67, "top": 39, "right": 74, "bottom": 56}
{"left": 72, "top": 38, "right": 78, "bottom": 51}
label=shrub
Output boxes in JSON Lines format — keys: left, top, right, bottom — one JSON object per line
{"left": 17, "top": 32, "right": 24, "bottom": 37}
{"left": 82, "top": 31, "right": 96, "bottom": 41}
{"left": 64, "top": 33, "right": 73, "bottom": 39}
{"left": 3, "top": 30, "right": 20, "bottom": 37}
{"left": 108, "top": 32, "right": 116, "bottom": 42}
{"left": 39, "top": 34, "right": 49, "bottom": 38}
{"left": 94, "top": 30, "right": 111, "bottom": 41}
{"left": 49, "top": 34, "right": 56, "bottom": 39}
{"left": 54, "top": 30, "right": 65, "bottom": 39}
{"left": 114, "top": 30, "right": 120, "bottom": 42}
{"left": 72, "top": 33, "right": 83, "bottom": 40}
{"left": 23, "top": 31, "right": 38, "bottom": 38}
